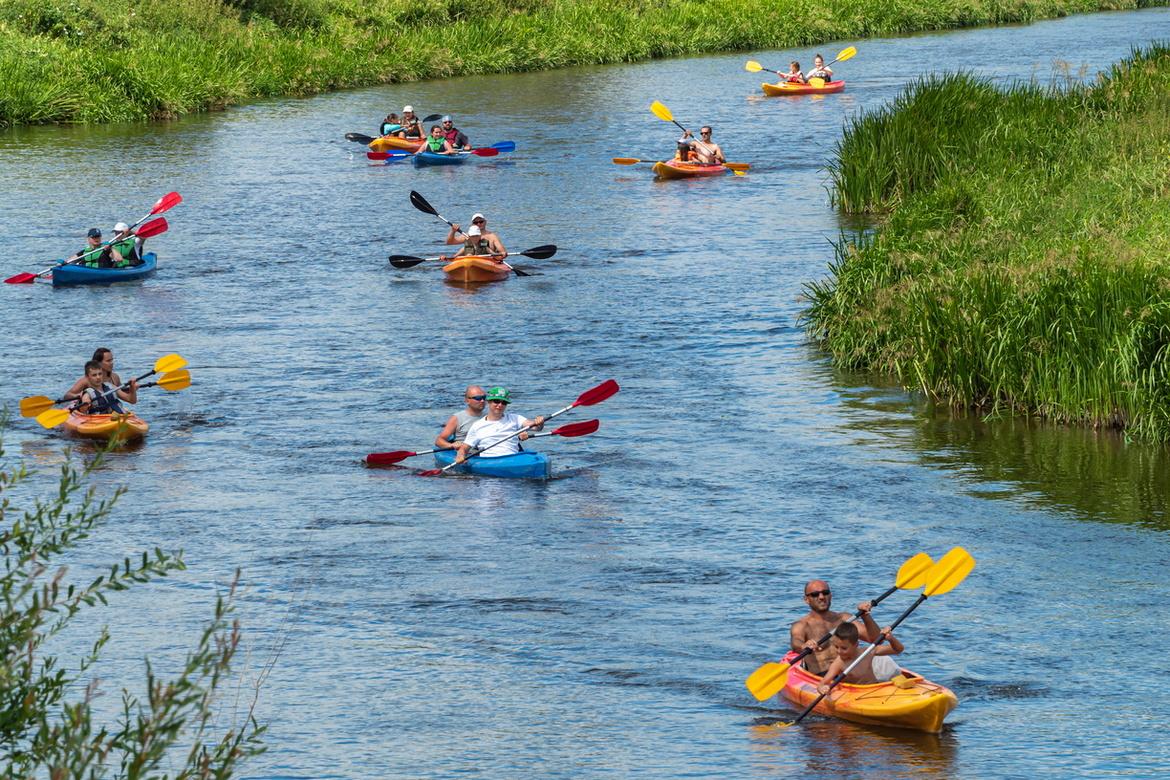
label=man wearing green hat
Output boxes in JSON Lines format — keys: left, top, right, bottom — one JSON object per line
{"left": 456, "top": 386, "right": 545, "bottom": 461}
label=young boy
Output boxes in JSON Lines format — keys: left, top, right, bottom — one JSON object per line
{"left": 72, "top": 359, "right": 137, "bottom": 414}
{"left": 815, "top": 621, "right": 904, "bottom": 694}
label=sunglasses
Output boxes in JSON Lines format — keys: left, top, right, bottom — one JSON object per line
{"left": 805, "top": 589, "right": 832, "bottom": 598}
{"left": 473, "top": 219, "right": 485, "bottom": 224}
{"left": 488, "top": 399, "right": 509, "bottom": 404}
{"left": 700, "top": 131, "right": 712, "bottom": 136}
{"left": 467, "top": 395, "right": 486, "bottom": 401}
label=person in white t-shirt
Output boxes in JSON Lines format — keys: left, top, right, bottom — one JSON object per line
{"left": 456, "top": 386, "right": 545, "bottom": 461}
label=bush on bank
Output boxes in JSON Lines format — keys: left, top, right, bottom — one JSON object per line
{"left": 0, "top": 0, "right": 1158, "bottom": 126}
{"left": 804, "top": 44, "right": 1170, "bottom": 439}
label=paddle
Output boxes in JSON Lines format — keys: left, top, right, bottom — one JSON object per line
{"left": 408, "top": 191, "right": 534, "bottom": 277}
{"left": 646, "top": 103, "right": 745, "bottom": 177}
{"left": 778, "top": 546, "right": 975, "bottom": 728}
{"left": 388, "top": 244, "right": 557, "bottom": 270}
{"left": 366, "top": 417, "right": 598, "bottom": 466}
{"left": 6, "top": 198, "right": 177, "bottom": 285}
{"left": 417, "top": 419, "right": 601, "bottom": 476}
{"left": 612, "top": 157, "right": 750, "bottom": 172}
{"left": 746, "top": 45, "right": 856, "bottom": 85}
{"left": 418, "top": 381, "right": 619, "bottom": 476}
{"left": 34, "top": 359, "right": 190, "bottom": 429}
{"left": 367, "top": 147, "right": 501, "bottom": 161}
{"left": 744, "top": 552, "right": 935, "bottom": 702}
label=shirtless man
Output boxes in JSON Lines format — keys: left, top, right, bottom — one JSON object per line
{"left": 681, "top": 126, "right": 725, "bottom": 165}
{"left": 789, "top": 579, "right": 879, "bottom": 676}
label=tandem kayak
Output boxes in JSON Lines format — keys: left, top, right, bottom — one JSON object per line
{"left": 63, "top": 411, "right": 149, "bottom": 443}
{"left": 433, "top": 449, "right": 551, "bottom": 479}
{"left": 369, "top": 135, "right": 422, "bottom": 152}
{"left": 652, "top": 160, "right": 727, "bottom": 180}
{"left": 413, "top": 151, "right": 467, "bottom": 167}
{"left": 442, "top": 255, "right": 510, "bottom": 283}
{"left": 761, "top": 80, "right": 846, "bottom": 96}
{"left": 780, "top": 651, "right": 958, "bottom": 733}
{"left": 51, "top": 253, "right": 157, "bottom": 287}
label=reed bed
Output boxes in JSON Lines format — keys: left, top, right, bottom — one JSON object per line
{"left": 0, "top": 0, "right": 1156, "bottom": 126}
{"left": 806, "top": 44, "right": 1170, "bottom": 439}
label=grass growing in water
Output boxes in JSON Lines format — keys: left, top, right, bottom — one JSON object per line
{"left": 805, "top": 44, "right": 1170, "bottom": 440}
{"left": 0, "top": 0, "right": 1159, "bottom": 126}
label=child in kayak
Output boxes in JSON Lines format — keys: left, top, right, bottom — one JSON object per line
{"left": 784, "top": 61, "right": 806, "bottom": 84}
{"left": 71, "top": 359, "right": 137, "bottom": 414}
{"left": 444, "top": 214, "right": 507, "bottom": 259}
{"left": 380, "top": 112, "right": 401, "bottom": 136}
{"left": 416, "top": 125, "right": 456, "bottom": 156}
{"left": 815, "top": 621, "right": 904, "bottom": 694}
{"left": 806, "top": 54, "right": 833, "bottom": 82}
{"left": 64, "top": 347, "right": 123, "bottom": 401}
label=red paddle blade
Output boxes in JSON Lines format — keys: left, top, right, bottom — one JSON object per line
{"left": 366, "top": 450, "right": 418, "bottom": 466}
{"left": 4, "top": 272, "right": 38, "bottom": 284}
{"left": 367, "top": 151, "right": 393, "bottom": 160}
{"left": 471, "top": 147, "right": 499, "bottom": 157}
{"left": 151, "top": 191, "right": 182, "bottom": 215}
{"left": 573, "top": 379, "right": 620, "bottom": 408}
{"left": 417, "top": 468, "right": 443, "bottom": 477}
{"left": 553, "top": 419, "right": 600, "bottom": 437}
{"left": 135, "top": 217, "right": 168, "bottom": 238}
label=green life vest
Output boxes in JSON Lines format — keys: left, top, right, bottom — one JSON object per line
{"left": 111, "top": 238, "right": 136, "bottom": 267}
{"left": 426, "top": 135, "right": 446, "bottom": 153}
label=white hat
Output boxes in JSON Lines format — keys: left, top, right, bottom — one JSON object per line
{"left": 403, "top": 105, "right": 414, "bottom": 112}
{"left": 470, "top": 213, "right": 485, "bottom": 223}
{"left": 467, "top": 225, "right": 482, "bottom": 236}
{"left": 113, "top": 222, "right": 130, "bottom": 233}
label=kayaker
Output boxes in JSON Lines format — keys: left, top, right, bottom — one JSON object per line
{"left": 71, "top": 359, "right": 137, "bottom": 414}
{"left": 381, "top": 112, "right": 401, "bottom": 136}
{"left": 814, "top": 621, "right": 904, "bottom": 694}
{"left": 396, "top": 106, "right": 424, "bottom": 140}
{"left": 440, "top": 116, "right": 470, "bottom": 150}
{"left": 64, "top": 347, "right": 123, "bottom": 401}
{"left": 434, "top": 385, "right": 487, "bottom": 450}
{"left": 67, "top": 228, "right": 111, "bottom": 268}
{"left": 790, "top": 579, "right": 880, "bottom": 676}
{"left": 806, "top": 54, "right": 833, "bottom": 82}
{"left": 444, "top": 214, "right": 507, "bottom": 258}
{"left": 416, "top": 125, "right": 456, "bottom": 156}
{"left": 455, "top": 387, "right": 545, "bottom": 461}
{"left": 674, "top": 137, "right": 697, "bottom": 162}
{"left": 688, "top": 127, "right": 725, "bottom": 165}
{"left": 784, "top": 61, "right": 806, "bottom": 84}
{"left": 109, "top": 222, "right": 142, "bottom": 267}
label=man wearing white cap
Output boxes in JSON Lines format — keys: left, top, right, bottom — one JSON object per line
{"left": 396, "top": 106, "right": 423, "bottom": 140}
{"left": 440, "top": 115, "right": 470, "bottom": 150}
{"left": 444, "top": 213, "right": 507, "bottom": 259}
{"left": 109, "top": 221, "right": 142, "bottom": 267}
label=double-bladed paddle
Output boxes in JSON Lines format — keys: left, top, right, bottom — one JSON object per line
{"left": 368, "top": 419, "right": 600, "bottom": 467}
{"left": 408, "top": 191, "right": 539, "bottom": 277}
{"left": 30, "top": 354, "right": 188, "bottom": 429}
{"left": 744, "top": 552, "right": 935, "bottom": 702}
{"left": 612, "top": 157, "right": 750, "bottom": 172}
{"left": 388, "top": 245, "right": 557, "bottom": 270}
{"left": 367, "top": 147, "right": 501, "bottom": 161}
{"left": 647, "top": 103, "right": 745, "bottom": 176}
{"left": 776, "top": 546, "right": 975, "bottom": 728}
{"left": 418, "top": 381, "right": 619, "bottom": 476}
{"left": 745, "top": 46, "right": 856, "bottom": 87}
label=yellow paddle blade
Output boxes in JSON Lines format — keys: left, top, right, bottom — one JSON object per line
{"left": 20, "top": 395, "right": 56, "bottom": 418}
{"left": 808, "top": 77, "right": 826, "bottom": 88}
{"left": 745, "top": 60, "right": 763, "bottom": 73}
{"left": 612, "top": 157, "right": 642, "bottom": 165}
{"left": 895, "top": 552, "right": 935, "bottom": 589}
{"left": 153, "top": 353, "right": 187, "bottom": 374}
{"left": 723, "top": 162, "right": 750, "bottom": 172}
{"left": 650, "top": 100, "right": 674, "bottom": 122}
{"left": 745, "top": 661, "right": 792, "bottom": 701}
{"left": 731, "top": 169, "right": 746, "bottom": 177}
{"left": 36, "top": 408, "right": 70, "bottom": 429}
{"left": 835, "top": 46, "right": 857, "bottom": 63}
{"left": 924, "top": 547, "right": 975, "bottom": 596}
{"left": 157, "top": 369, "right": 191, "bottom": 391}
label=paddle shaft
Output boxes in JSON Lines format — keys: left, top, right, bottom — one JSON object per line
{"left": 409, "top": 192, "right": 527, "bottom": 276}
{"left": 784, "top": 585, "right": 898, "bottom": 671}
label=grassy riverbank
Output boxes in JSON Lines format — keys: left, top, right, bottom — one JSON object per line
{"left": 0, "top": 0, "right": 1160, "bottom": 126}
{"left": 804, "top": 44, "right": 1170, "bottom": 439}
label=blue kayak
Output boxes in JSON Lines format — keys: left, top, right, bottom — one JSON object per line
{"left": 52, "top": 252, "right": 157, "bottom": 287}
{"left": 413, "top": 151, "right": 467, "bottom": 167}
{"left": 432, "top": 449, "right": 551, "bottom": 479}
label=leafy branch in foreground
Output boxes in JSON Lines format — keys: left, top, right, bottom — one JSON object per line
{"left": 0, "top": 426, "right": 265, "bottom": 777}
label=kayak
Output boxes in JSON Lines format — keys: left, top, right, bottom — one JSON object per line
{"left": 780, "top": 650, "right": 958, "bottom": 733}
{"left": 652, "top": 160, "right": 727, "bottom": 180}
{"left": 433, "top": 449, "right": 551, "bottom": 479}
{"left": 413, "top": 151, "right": 467, "bottom": 167}
{"left": 369, "top": 135, "right": 422, "bottom": 152}
{"left": 761, "top": 80, "right": 846, "bottom": 96}
{"left": 442, "top": 255, "right": 510, "bottom": 283}
{"left": 51, "top": 253, "right": 157, "bottom": 287}
{"left": 62, "top": 411, "right": 149, "bottom": 443}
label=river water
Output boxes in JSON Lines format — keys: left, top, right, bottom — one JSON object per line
{"left": 2, "top": 8, "right": 1169, "bottom": 778}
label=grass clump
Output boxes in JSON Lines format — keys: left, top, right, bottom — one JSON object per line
{"left": 0, "top": 0, "right": 1160, "bottom": 126}
{"left": 805, "top": 43, "right": 1170, "bottom": 440}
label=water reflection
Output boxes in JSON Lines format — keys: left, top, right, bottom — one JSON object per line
{"left": 748, "top": 718, "right": 958, "bottom": 778}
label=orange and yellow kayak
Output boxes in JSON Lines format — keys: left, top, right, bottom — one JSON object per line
{"left": 63, "top": 411, "right": 149, "bottom": 443}
{"left": 652, "top": 160, "right": 728, "bottom": 179}
{"left": 369, "top": 135, "right": 423, "bottom": 152}
{"left": 442, "top": 255, "right": 511, "bottom": 283}
{"left": 780, "top": 651, "right": 957, "bottom": 733}
{"left": 762, "top": 80, "right": 846, "bottom": 96}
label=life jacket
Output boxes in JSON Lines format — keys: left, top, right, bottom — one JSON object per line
{"left": 443, "top": 127, "right": 462, "bottom": 145}
{"left": 82, "top": 243, "right": 113, "bottom": 268}
{"left": 402, "top": 118, "right": 422, "bottom": 139}
{"left": 110, "top": 237, "right": 138, "bottom": 267}
{"left": 79, "top": 383, "right": 124, "bottom": 414}
{"left": 425, "top": 135, "right": 446, "bottom": 152}
{"left": 463, "top": 238, "right": 493, "bottom": 255}
{"left": 787, "top": 72, "right": 805, "bottom": 83}
{"left": 381, "top": 122, "right": 402, "bottom": 135}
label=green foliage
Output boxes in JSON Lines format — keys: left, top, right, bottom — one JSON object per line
{"left": 805, "top": 44, "right": 1170, "bottom": 440}
{"left": 0, "top": 0, "right": 1158, "bottom": 126}
{"left": 0, "top": 427, "right": 265, "bottom": 777}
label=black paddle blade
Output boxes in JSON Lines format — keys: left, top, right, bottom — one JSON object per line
{"left": 346, "top": 132, "right": 375, "bottom": 143}
{"left": 421, "top": 113, "right": 442, "bottom": 123}
{"left": 520, "top": 245, "right": 557, "bottom": 260}
{"left": 409, "top": 190, "right": 438, "bottom": 217}
{"left": 388, "top": 254, "right": 428, "bottom": 269}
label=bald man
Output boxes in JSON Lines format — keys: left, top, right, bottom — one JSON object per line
{"left": 434, "top": 385, "right": 487, "bottom": 450}
{"left": 789, "top": 579, "right": 880, "bottom": 676}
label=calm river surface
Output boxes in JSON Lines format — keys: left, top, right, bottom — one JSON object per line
{"left": 3, "top": 9, "right": 1169, "bottom": 778}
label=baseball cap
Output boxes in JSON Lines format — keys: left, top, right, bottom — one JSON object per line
{"left": 470, "top": 213, "right": 485, "bottom": 222}
{"left": 468, "top": 225, "right": 482, "bottom": 236}
{"left": 113, "top": 222, "right": 130, "bottom": 233}
{"left": 485, "top": 386, "right": 511, "bottom": 403}
{"left": 87, "top": 228, "right": 102, "bottom": 238}
{"left": 403, "top": 105, "right": 413, "bottom": 112}
{"left": 441, "top": 115, "right": 452, "bottom": 122}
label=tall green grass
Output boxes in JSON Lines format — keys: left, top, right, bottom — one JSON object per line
{"left": 0, "top": 0, "right": 1158, "bottom": 126}
{"left": 805, "top": 44, "right": 1170, "bottom": 440}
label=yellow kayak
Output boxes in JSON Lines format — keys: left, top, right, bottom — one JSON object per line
{"left": 63, "top": 411, "right": 149, "bottom": 443}
{"left": 369, "top": 135, "right": 422, "bottom": 152}
{"left": 442, "top": 255, "right": 511, "bottom": 283}
{"left": 781, "top": 651, "right": 958, "bottom": 733}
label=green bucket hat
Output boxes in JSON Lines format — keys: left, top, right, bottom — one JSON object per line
{"left": 485, "top": 386, "right": 511, "bottom": 403}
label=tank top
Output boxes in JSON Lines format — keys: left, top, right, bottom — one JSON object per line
{"left": 449, "top": 409, "right": 482, "bottom": 442}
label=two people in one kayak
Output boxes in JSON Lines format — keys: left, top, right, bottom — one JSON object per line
{"left": 415, "top": 116, "right": 471, "bottom": 155}
{"left": 674, "top": 126, "right": 726, "bottom": 165}
{"left": 68, "top": 223, "right": 144, "bottom": 269}
{"left": 782, "top": 54, "right": 834, "bottom": 85}
{"left": 64, "top": 351, "right": 137, "bottom": 414}
{"left": 441, "top": 213, "right": 507, "bottom": 260}
{"left": 435, "top": 385, "right": 487, "bottom": 450}
{"left": 454, "top": 387, "right": 545, "bottom": 464}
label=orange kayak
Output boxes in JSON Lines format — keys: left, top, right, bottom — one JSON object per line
{"left": 762, "top": 80, "right": 846, "bottom": 96}
{"left": 63, "top": 411, "right": 149, "bottom": 443}
{"left": 369, "top": 135, "right": 422, "bottom": 152}
{"left": 442, "top": 255, "right": 511, "bottom": 283}
{"left": 652, "top": 160, "right": 728, "bottom": 179}
{"left": 780, "top": 651, "right": 957, "bottom": 733}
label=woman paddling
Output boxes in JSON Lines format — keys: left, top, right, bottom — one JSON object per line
{"left": 63, "top": 347, "right": 123, "bottom": 401}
